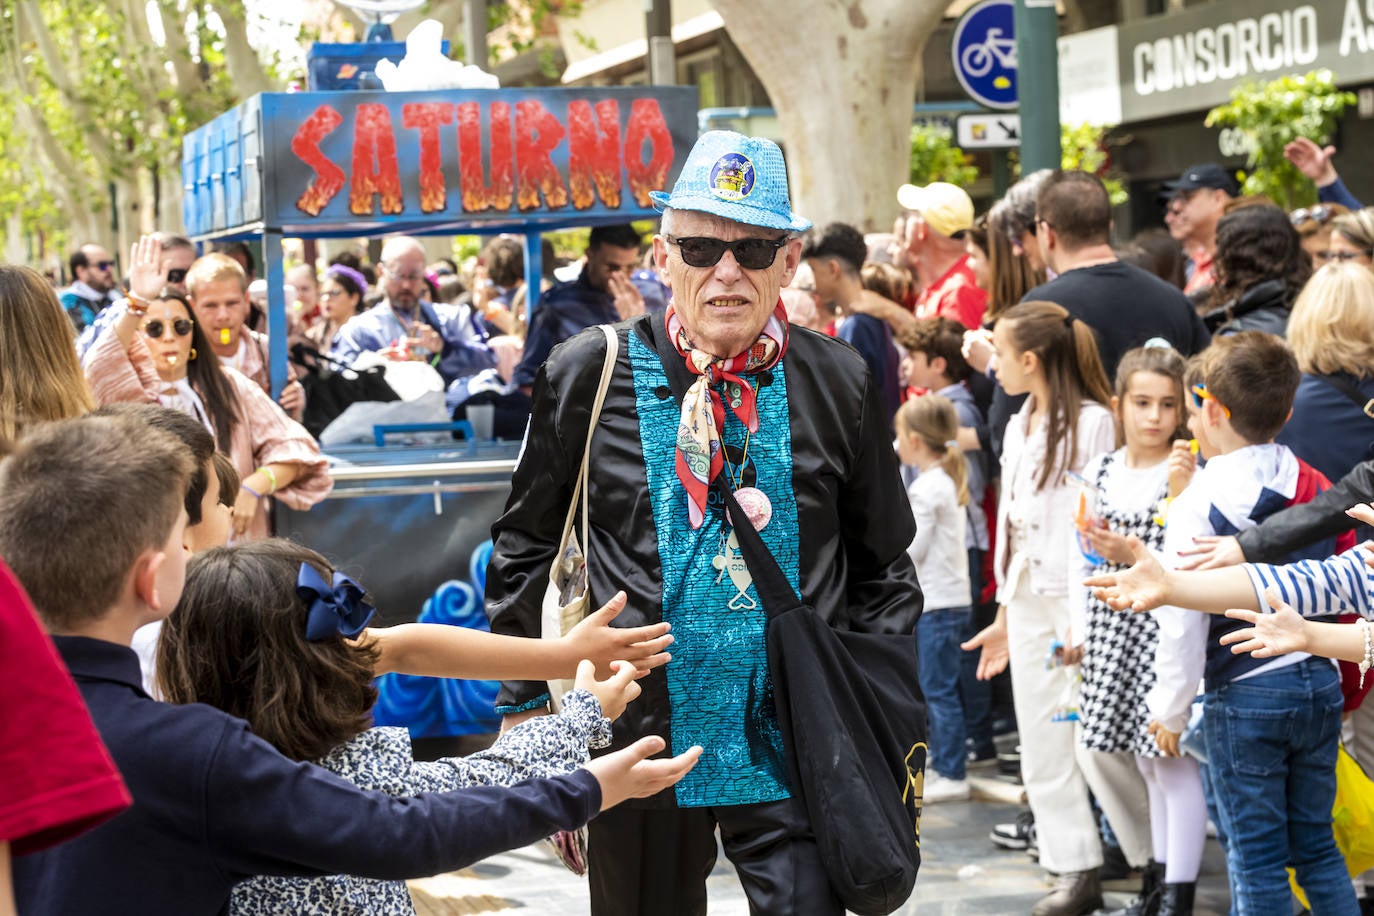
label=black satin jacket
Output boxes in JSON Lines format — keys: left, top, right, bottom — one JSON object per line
{"left": 485, "top": 313, "right": 923, "bottom": 782}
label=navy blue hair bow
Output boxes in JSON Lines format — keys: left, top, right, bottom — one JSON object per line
{"left": 297, "top": 563, "right": 376, "bottom": 642}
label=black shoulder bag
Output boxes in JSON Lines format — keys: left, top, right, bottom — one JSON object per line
{"left": 715, "top": 478, "right": 926, "bottom": 915}
{"left": 643, "top": 318, "right": 925, "bottom": 915}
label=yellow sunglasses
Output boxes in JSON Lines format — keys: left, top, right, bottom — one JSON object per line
{"left": 1189, "top": 383, "right": 1230, "bottom": 419}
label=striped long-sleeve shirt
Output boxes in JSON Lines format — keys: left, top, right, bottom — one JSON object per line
{"left": 1243, "top": 543, "right": 1374, "bottom": 620}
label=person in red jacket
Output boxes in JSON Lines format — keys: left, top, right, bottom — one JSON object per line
{"left": 0, "top": 559, "right": 131, "bottom": 913}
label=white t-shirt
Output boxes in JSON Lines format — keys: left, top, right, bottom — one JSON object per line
{"left": 906, "top": 466, "right": 972, "bottom": 611}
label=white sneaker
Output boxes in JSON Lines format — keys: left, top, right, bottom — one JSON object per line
{"left": 923, "top": 773, "right": 970, "bottom": 803}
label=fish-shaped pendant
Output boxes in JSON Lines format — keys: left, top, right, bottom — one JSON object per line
{"left": 711, "top": 530, "right": 756, "bottom": 610}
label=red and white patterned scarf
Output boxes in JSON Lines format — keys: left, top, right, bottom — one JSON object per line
{"left": 667, "top": 301, "right": 789, "bottom": 528}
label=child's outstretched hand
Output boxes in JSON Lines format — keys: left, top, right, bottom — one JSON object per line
{"left": 1176, "top": 535, "right": 1244, "bottom": 570}
{"left": 564, "top": 591, "right": 673, "bottom": 678}
{"left": 1083, "top": 536, "right": 1167, "bottom": 612}
{"left": 574, "top": 659, "right": 640, "bottom": 722}
{"left": 1221, "top": 588, "right": 1309, "bottom": 658}
{"left": 1348, "top": 503, "right": 1374, "bottom": 529}
{"left": 585, "top": 736, "right": 702, "bottom": 811}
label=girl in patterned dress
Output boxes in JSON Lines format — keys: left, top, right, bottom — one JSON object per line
{"left": 157, "top": 539, "right": 674, "bottom": 916}
{"left": 1070, "top": 344, "right": 1200, "bottom": 916}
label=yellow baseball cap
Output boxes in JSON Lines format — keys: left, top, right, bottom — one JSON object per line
{"left": 896, "top": 182, "right": 975, "bottom": 238}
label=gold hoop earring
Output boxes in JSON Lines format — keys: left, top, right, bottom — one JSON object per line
{"left": 189, "top": 348, "right": 198, "bottom": 361}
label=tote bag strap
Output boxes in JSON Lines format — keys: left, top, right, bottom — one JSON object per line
{"left": 556, "top": 325, "right": 619, "bottom": 559}
{"left": 1314, "top": 372, "right": 1374, "bottom": 421}
{"left": 714, "top": 476, "right": 804, "bottom": 619}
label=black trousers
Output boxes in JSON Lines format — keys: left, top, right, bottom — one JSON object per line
{"left": 587, "top": 795, "right": 844, "bottom": 916}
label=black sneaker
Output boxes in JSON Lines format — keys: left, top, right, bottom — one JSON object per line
{"left": 991, "top": 810, "right": 1035, "bottom": 850}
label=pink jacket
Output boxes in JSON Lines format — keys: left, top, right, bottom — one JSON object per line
{"left": 85, "top": 329, "right": 331, "bottom": 541}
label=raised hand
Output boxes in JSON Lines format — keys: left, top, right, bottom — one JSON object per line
{"left": 572, "top": 659, "right": 640, "bottom": 722}
{"left": 128, "top": 234, "right": 165, "bottom": 300}
{"left": 564, "top": 591, "right": 672, "bottom": 678}
{"left": 585, "top": 736, "right": 702, "bottom": 811}
{"left": 1283, "top": 137, "right": 1338, "bottom": 186}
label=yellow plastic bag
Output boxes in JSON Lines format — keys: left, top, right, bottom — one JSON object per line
{"left": 1288, "top": 744, "right": 1374, "bottom": 908}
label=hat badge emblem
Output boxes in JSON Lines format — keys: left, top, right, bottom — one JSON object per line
{"left": 708, "top": 153, "right": 755, "bottom": 202}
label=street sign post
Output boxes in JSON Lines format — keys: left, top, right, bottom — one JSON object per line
{"left": 956, "top": 113, "right": 1022, "bottom": 149}
{"left": 952, "top": 0, "right": 1018, "bottom": 111}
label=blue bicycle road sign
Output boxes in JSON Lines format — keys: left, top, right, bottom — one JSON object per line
{"left": 952, "top": 0, "right": 1018, "bottom": 111}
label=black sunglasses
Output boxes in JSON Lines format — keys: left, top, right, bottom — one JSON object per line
{"left": 664, "top": 234, "right": 788, "bottom": 270}
{"left": 166, "top": 268, "right": 188, "bottom": 284}
{"left": 94, "top": 260, "right": 115, "bottom": 270}
{"left": 143, "top": 318, "right": 193, "bottom": 339}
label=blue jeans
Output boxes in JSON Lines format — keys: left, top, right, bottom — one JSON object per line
{"left": 918, "top": 606, "right": 971, "bottom": 780}
{"left": 1204, "top": 657, "right": 1355, "bottom": 916}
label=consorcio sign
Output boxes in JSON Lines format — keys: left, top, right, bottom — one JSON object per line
{"left": 1116, "top": 0, "right": 1374, "bottom": 121}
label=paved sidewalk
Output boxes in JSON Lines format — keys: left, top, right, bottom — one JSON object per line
{"left": 409, "top": 792, "right": 1232, "bottom": 914}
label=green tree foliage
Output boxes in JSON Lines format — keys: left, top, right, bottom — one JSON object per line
{"left": 1205, "top": 70, "right": 1356, "bottom": 209}
{"left": 0, "top": 0, "right": 282, "bottom": 259}
{"left": 1060, "top": 122, "right": 1127, "bottom": 206}
{"left": 909, "top": 123, "right": 979, "bottom": 187}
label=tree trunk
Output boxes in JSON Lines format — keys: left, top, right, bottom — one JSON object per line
{"left": 154, "top": 0, "right": 204, "bottom": 99}
{"left": 710, "top": 0, "right": 945, "bottom": 232}
{"left": 159, "top": 163, "right": 185, "bottom": 233}
{"left": 216, "top": 3, "right": 275, "bottom": 98}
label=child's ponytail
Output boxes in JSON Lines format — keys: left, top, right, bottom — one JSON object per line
{"left": 896, "top": 395, "right": 970, "bottom": 507}
{"left": 999, "top": 301, "right": 1113, "bottom": 490}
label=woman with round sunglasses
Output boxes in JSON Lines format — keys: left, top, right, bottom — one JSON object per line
{"left": 85, "top": 235, "right": 330, "bottom": 541}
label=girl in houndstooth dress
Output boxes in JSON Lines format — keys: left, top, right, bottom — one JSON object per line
{"left": 1069, "top": 343, "right": 1198, "bottom": 911}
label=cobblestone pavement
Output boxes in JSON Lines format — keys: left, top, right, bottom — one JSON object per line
{"left": 409, "top": 787, "right": 1232, "bottom": 915}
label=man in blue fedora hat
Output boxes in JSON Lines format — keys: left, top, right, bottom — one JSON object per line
{"left": 486, "top": 131, "right": 923, "bottom": 914}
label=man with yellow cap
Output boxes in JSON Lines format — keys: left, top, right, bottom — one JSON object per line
{"left": 486, "top": 131, "right": 923, "bottom": 915}
{"left": 899, "top": 181, "right": 988, "bottom": 330}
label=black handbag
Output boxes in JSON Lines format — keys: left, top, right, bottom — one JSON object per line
{"left": 291, "top": 343, "right": 400, "bottom": 439}
{"left": 716, "top": 479, "right": 926, "bottom": 915}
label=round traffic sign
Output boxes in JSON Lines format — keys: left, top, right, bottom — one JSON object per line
{"left": 952, "top": 0, "right": 1018, "bottom": 111}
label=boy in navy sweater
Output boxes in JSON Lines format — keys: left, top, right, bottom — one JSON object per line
{"left": 0, "top": 414, "right": 698, "bottom": 916}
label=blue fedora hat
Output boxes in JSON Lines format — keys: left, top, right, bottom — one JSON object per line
{"left": 650, "top": 130, "right": 812, "bottom": 232}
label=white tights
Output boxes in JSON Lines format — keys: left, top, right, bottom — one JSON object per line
{"left": 1137, "top": 755, "right": 1208, "bottom": 883}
